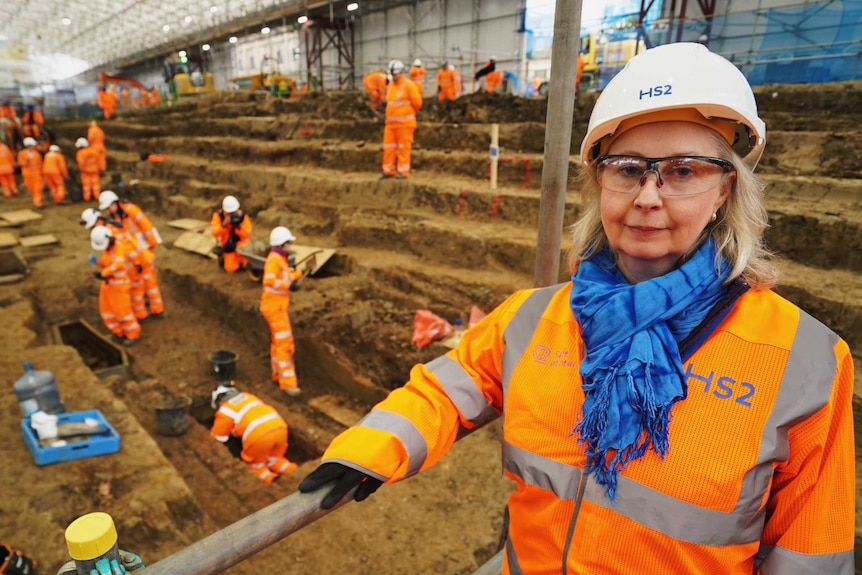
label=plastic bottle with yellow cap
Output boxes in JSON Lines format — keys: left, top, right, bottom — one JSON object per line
{"left": 63, "top": 512, "right": 140, "bottom": 575}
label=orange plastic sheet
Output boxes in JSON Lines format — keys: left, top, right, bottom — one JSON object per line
{"left": 411, "top": 309, "right": 453, "bottom": 348}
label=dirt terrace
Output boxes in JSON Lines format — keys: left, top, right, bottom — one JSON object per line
{"left": 1, "top": 81, "right": 860, "bottom": 573}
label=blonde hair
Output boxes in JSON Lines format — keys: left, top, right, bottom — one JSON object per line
{"left": 567, "top": 132, "right": 778, "bottom": 289}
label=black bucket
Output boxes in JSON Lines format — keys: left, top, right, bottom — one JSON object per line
{"left": 209, "top": 350, "right": 239, "bottom": 380}
{"left": 154, "top": 396, "right": 191, "bottom": 436}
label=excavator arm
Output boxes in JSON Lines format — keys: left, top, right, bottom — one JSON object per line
{"left": 99, "top": 71, "right": 144, "bottom": 90}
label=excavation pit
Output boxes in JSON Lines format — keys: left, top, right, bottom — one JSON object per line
{"left": 52, "top": 319, "right": 130, "bottom": 380}
{"left": 0, "top": 250, "right": 28, "bottom": 284}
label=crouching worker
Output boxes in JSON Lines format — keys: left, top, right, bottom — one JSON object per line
{"left": 210, "top": 382, "right": 298, "bottom": 484}
{"left": 211, "top": 195, "right": 252, "bottom": 273}
{"left": 90, "top": 225, "right": 140, "bottom": 347}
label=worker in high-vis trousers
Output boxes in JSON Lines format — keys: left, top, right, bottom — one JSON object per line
{"left": 260, "top": 226, "right": 306, "bottom": 396}
{"left": 42, "top": 144, "right": 68, "bottom": 204}
{"left": 90, "top": 225, "right": 140, "bottom": 347}
{"left": 75, "top": 137, "right": 101, "bottom": 201}
{"left": 87, "top": 119, "right": 107, "bottom": 172}
{"left": 300, "top": 43, "right": 855, "bottom": 574}
{"left": 436, "top": 61, "right": 460, "bottom": 102}
{"left": 17, "top": 137, "right": 43, "bottom": 208}
{"left": 0, "top": 141, "right": 19, "bottom": 199}
{"left": 80, "top": 208, "right": 148, "bottom": 322}
{"left": 210, "top": 195, "right": 252, "bottom": 273}
{"left": 210, "top": 383, "right": 298, "bottom": 484}
{"left": 380, "top": 59, "right": 422, "bottom": 179}
{"left": 408, "top": 59, "right": 427, "bottom": 93}
{"left": 100, "top": 190, "right": 165, "bottom": 317}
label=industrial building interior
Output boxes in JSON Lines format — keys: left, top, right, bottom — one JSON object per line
{"left": 0, "top": 0, "right": 860, "bottom": 573}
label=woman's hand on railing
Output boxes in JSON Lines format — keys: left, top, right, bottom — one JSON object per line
{"left": 298, "top": 462, "right": 383, "bottom": 510}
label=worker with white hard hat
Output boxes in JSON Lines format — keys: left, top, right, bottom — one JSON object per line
{"left": 100, "top": 190, "right": 165, "bottom": 318}
{"left": 299, "top": 42, "right": 854, "bottom": 574}
{"left": 409, "top": 58, "right": 427, "bottom": 93}
{"left": 380, "top": 58, "right": 423, "bottom": 179}
{"left": 17, "top": 136, "right": 44, "bottom": 208}
{"left": 42, "top": 143, "right": 69, "bottom": 204}
{"left": 210, "top": 381, "right": 298, "bottom": 484}
{"left": 260, "top": 226, "right": 305, "bottom": 396}
{"left": 89, "top": 225, "right": 141, "bottom": 346}
{"left": 210, "top": 195, "right": 252, "bottom": 273}
{"left": 75, "top": 136, "right": 102, "bottom": 201}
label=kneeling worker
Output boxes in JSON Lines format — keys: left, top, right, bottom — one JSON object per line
{"left": 211, "top": 195, "right": 252, "bottom": 273}
{"left": 210, "top": 382, "right": 298, "bottom": 484}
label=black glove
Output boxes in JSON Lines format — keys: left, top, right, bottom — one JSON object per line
{"left": 223, "top": 239, "right": 236, "bottom": 253}
{"left": 93, "top": 271, "right": 104, "bottom": 280}
{"left": 211, "top": 246, "right": 223, "bottom": 256}
{"left": 136, "top": 264, "right": 143, "bottom": 273}
{"left": 298, "top": 462, "right": 383, "bottom": 510}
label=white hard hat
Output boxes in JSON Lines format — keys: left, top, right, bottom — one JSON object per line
{"left": 580, "top": 42, "right": 765, "bottom": 169}
{"left": 49, "top": 145, "right": 60, "bottom": 152}
{"left": 79, "top": 208, "right": 102, "bottom": 230}
{"left": 389, "top": 59, "right": 405, "bottom": 74}
{"left": 221, "top": 195, "right": 240, "bottom": 213}
{"left": 269, "top": 226, "right": 296, "bottom": 246}
{"left": 98, "top": 190, "right": 119, "bottom": 210}
{"left": 23, "top": 137, "right": 37, "bottom": 147}
{"left": 211, "top": 382, "right": 239, "bottom": 409}
{"left": 490, "top": 55, "right": 497, "bottom": 61}
{"left": 90, "top": 225, "right": 113, "bottom": 251}
{"left": 413, "top": 59, "right": 422, "bottom": 67}
{"left": 75, "top": 137, "right": 89, "bottom": 148}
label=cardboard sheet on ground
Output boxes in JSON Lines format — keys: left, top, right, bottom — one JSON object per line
{"left": 1, "top": 209, "right": 43, "bottom": 225}
{"left": 173, "top": 230, "right": 218, "bottom": 259}
{"left": 19, "top": 234, "right": 59, "bottom": 247}
{"left": 0, "top": 232, "right": 17, "bottom": 248}
{"left": 167, "top": 218, "right": 210, "bottom": 232}
{"left": 292, "top": 245, "right": 336, "bottom": 276}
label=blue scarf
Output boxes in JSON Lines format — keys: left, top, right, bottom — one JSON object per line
{"left": 570, "top": 238, "right": 729, "bottom": 500}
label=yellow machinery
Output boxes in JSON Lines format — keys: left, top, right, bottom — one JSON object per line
{"left": 164, "top": 58, "right": 215, "bottom": 99}
{"left": 227, "top": 73, "right": 296, "bottom": 96}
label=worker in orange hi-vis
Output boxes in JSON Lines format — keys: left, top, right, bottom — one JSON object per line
{"left": 89, "top": 225, "right": 141, "bottom": 347}
{"left": 97, "top": 86, "right": 114, "bottom": 120}
{"left": 80, "top": 207, "right": 149, "bottom": 321}
{"left": 147, "top": 87, "right": 160, "bottom": 106}
{"left": 99, "top": 190, "right": 165, "bottom": 317}
{"left": 210, "top": 383, "right": 299, "bottom": 484}
{"left": 42, "top": 144, "right": 69, "bottom": 204}
{"left": 409, "top": 59, "right": 427, "bottom": 93}
{"left": 75, "top": 137, "right": 101, "bottom": 201}
{"left": 0, "top": 100, "right": 16, "bottom": 119}
{"left": 575, "top": 53, "right": 585, "bottom": 95}
{"left": 210, "top": 195, "right": 252, "bottom": 273}
{"left": 261, "top": 226, "right": 306, "bottom": 396}
{"left": 381, "top": 59, "right": 422, "bottom": 179}
{"left": 17, "top": 138, "right": 44, "bottom": 208}
{"left": 436, "top": 61, "right": 460, "bottom": 102}
{"left": 0, "top": 141, "right": 20, "bottom": 199}
{"left": 475, "top": 56, "right": 502, "bottom": 93}
{"left": 135, "top": 88, "right": 149, "bottom": 108}
{"left": 362, "top": 70, "right": 388, "bottom": 110}
{"left": 120, "top": 87, "right": 131, "bottom": 109}
{"left": 87, "top": 119, "right": 107, "bottom": 172}
{"left": 21, "top": 104, "right": 44, "bottom": 139}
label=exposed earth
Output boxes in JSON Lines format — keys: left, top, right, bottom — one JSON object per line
{"left": 1, "top": 81, "right": 861, "bottom": 574}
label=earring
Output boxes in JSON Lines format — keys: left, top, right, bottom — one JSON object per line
{"left": 710, "top": 212, "right": 717, "bottom": 222}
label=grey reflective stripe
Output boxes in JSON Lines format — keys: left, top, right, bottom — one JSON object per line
{"left": 503, "top": 439, "right": 582, "bottom": 500}
{"left": 357, "top": 408, "right": 427, "bottom": 477}
{"left": 321, "top": 457, "right": 389, "bottom": 483}
{"left": 505, "top": 536, "right": 524, "bottom": 575}
{"left": 425, "top": 355, "right": 498, "bottom": 427}
{"left": 501, "top": 285, "right": 563, "bottom": 399}
{"left": 759, "top": 546, "right": 853, "bottom": 574}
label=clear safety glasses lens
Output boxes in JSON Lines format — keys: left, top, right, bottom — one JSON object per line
{"left": 596, "top": 155, "right": 735, "bottom": 196}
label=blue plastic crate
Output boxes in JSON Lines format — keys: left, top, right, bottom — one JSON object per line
{"left": 21, "top": 409, "right": 121, "bottom": 466}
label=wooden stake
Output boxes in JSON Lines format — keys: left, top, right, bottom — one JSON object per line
{"left": 489, "top": 123, "right": 500, "bottom": 190}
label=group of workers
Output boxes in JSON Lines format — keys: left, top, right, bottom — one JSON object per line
{"left": 97, "top": 84, "right": 161, "bottom": 120}
{"left": 0, "top": 119, "right": 107, "bottom": 207}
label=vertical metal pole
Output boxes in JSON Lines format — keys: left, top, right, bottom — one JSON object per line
{"left": 534, "top": 0, "right": 582, "bottom": 287}
{"left": 489, "top": 123, "right": 499, "bottom": 190}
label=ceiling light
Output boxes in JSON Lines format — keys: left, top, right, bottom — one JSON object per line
{"left": 202, "top": 44, "right": 211, "bottom": 51}
{"left": 210, "top": 5, "right": 218, "bottom": 12}
{"left": 347, "top": 3, "right": 359, "bottom": 11}
{"left": 297, "top": 15, "right": 308, "bottom": 24}
{"left": 178, "top": 50, "right": 187, "bottom": 57}
{"left": 184, "top": 16, "right": 193, "bottom": 23}
{"left": 61, "top": 17, "right": 72, "bottom": 25}
{"left": 162, "top": 24, "right": 171, "bottom": 32}
{"left": 229, "top": 36, "right": 238, "bottom": 43}
{"left": 261, "top": 26, "right": 271, "bottom": 34}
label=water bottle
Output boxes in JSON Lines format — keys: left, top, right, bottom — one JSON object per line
{"left": 13, "top": 361, "right": 66, "bottom": 417}
{"left": 453, "top": 318, "right": 465, "bottom": 343}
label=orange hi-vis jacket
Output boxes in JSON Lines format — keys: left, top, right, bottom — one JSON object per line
{"left": 320, "top": 283, "right": 855, "bottom": 574}
{"left": 436, "top": 66, "right": 460, "bottom": 101}
{"left": 409, "top": 65, "right": 426, "bottom": 89}
{"left": 211, "top": 392, "right": 287, "bottom": 445}
{"left": 261, "top": 250, "right": 303, "bottom": 307}
{"left": 117, "top": 201, "right": 162, "bottom": 250}
{"left": 76, "top": 146, "right": 100, "bottom": 173}
{"left": 0, "top": 143, "right": 14, "bottom": 176}
{"left": 385, "top": 76, "right": 422, "bottom": 128}
{"left": 485, "top": 69, "right": 503, "bottom": 92}
{"left": 210, "top": 210, "right": 252, "bottom": 251}
{"left": 88, "top": 124, "right": 105, "bottom": 148}
{"left": 17, "top": 148, "right": 41, "bottom": 175}
{"left": 96, "top": 240, "right": 134, "bottom": 285}
{"left": 0, "top": 105, "right": 16, "bottom": 119}
{"left": 42, "top": 150, "right": 68, "bottom": 178}
{"left": 363, "top": 71, "right": 388, "bottom": 108}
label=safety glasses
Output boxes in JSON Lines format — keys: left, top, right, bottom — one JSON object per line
{"left": 596, "top": 155, "right": 735, "bottom": 196}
